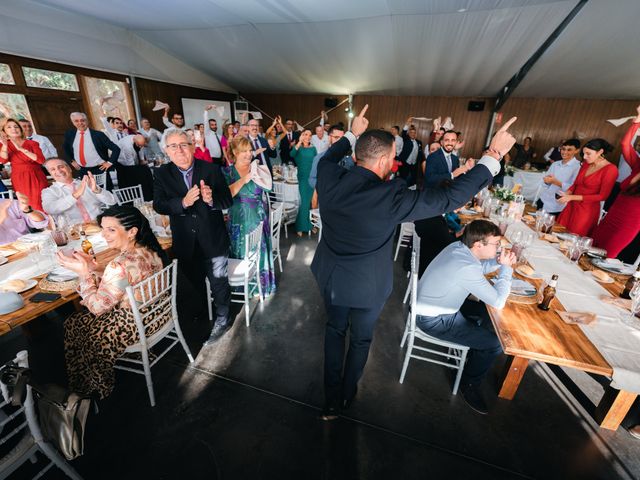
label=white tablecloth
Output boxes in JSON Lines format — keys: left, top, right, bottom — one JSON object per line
{"left": 508, "top": 222, "right": 640, "bottom": 394}
{"left": 273, "top": 180, "right": 300, "bottom": 205}
{"left": 504, "top": 170, "right": 546, "bottom": 202}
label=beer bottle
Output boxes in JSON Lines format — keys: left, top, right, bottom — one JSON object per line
{"left": 80, "top": 230, "right": 95, "bottom": 256}
{"left": 621, "top": 270, "right": 640, "bottom": 299}
{"left": 538, "top": 274, "right": 558, "bottom": 311}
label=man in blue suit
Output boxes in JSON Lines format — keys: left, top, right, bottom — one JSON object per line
{"left": 63, "top": 112, "right": 120, "bottom": 190}
{"left": 423, "top": 130, "right": 472, "bottom": 189}
{"left": 312, "top": 105, "right": 517, "bottom": 419}
{"left": 247, "top": 118, "right": 277, "bottom": 174}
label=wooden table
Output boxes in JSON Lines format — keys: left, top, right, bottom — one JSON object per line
{"left": 459, "top": 211, "right": 637, "bottom": 430}
{"left": 0, "top": 236, "right": 172, "bottom": 336}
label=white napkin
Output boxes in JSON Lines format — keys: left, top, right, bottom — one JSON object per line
{"left": 412, "top": 117, "right": 432, "bottom": 122}
{"left": 606, "top": 116, "right": 635, "bottom": 127}
{"left": 250, "top": 160, "right": 272, "bottom": 190}
{"left": 442, "top": 116, "right": 454, "bottom": 130}
{"left": 47, "top": 266, "right": 78, "bottom": 282}
{"left": 152, "top": 100, "right": 170, "bottom": 112}
{"left": 250, "top": 111, "right": 263, "bottom": 120}
{"left": 215, "top": 106, "right": 225, "bottom": 117}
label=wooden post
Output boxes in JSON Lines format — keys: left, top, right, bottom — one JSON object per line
{"left": 498, "top": 356, "right": 529, "bottom": 400}
{"left": 595, "top": 387, "right": 637, "bottom": 431}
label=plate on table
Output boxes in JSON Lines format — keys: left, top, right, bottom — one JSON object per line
{"left": 515, "top": 266, "right": 542, "bottom": 280}
{"left": 510, "top": 279, "right": 537, "bottom": 297}
{"left": 46, "top": 267, "right": 79, "bottom": 283}
{"left": 459, "top": 208, "right": 479, "bottom": 215}
{"left": 0, "top": 278, "right": 37, "bottom": 293}
{"left": 588, "top": 270, "right": 614, "bottom": 284}
{"left": 591, "top": 258, "right": 635, "bottom": 275}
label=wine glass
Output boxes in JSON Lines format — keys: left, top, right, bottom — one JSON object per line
{"left": 624, "top": 283, "right": 640, "bottom": 329}
{"left": 578, "top": 236, "right": 593, "bottom": 258}
{"left": 543, "top": 214, "right": 555, "bottom": 234}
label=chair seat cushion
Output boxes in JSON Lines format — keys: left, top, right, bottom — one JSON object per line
{"left": 228, "top": 258, "right": 256, "bottom": 282}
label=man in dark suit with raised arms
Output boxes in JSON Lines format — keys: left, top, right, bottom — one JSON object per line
{"left": 153, "top": 129, "right": 234, "bottom": 345}
{"left": 312, "top": 105, "right": 517, "bottom": 419}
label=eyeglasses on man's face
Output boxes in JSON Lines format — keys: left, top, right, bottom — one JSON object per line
{"left": 166, "top": 143, "right": 191, "bottom": 151}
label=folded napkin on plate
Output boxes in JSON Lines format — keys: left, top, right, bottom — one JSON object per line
{"left": 600, "top": 295, "right": 631, "bottom": 311}
{"left": 557, "top": 311, "right": 597, "bottom": 325}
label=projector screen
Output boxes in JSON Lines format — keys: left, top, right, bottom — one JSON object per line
{"left": 181, "top": 98, "right": 232, "bottom": 130}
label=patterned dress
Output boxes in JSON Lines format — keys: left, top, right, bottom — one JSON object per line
{"left": 223, "top": 166, "right": 276, "bottom": 296}
{"left": 291, "top": 145, "right": 317, "bottom": 232}
{"left": 64, "top": 247, "right": 165, "bottom": 399}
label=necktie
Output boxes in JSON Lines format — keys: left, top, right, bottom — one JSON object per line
{"left": 67, "top": 183, "right": 91, "bottom": 222}
{"left": 445, "top": 154, "right": 452, "bottom": 172}
{"left": 79, "top": 131, "right": 87, "bottom": 167}
{"left": 253, "top": 138, "right": 263, "bottom": 162}
{"left": 184, "top": 169, "right": 193, "bottom": 190}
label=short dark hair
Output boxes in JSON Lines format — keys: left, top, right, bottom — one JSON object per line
{"left": 172, "top": 113, "right": 183, "bottom": 119}
{"left": 328, "top": 124, "right": 344, "bottom": 135}
{"left": 460, "top": 220, "right": 502, "bottom": 248}
{"left": 443, "top": 130, "right": 458, "bottom": 138}
{"left": 106, "top": 116, "right": 114, "bottom": 123}
{"left": 391, "top": 125, "right": 400, "bottom": 132}
{"left": 355, "top": 129, "right": 394, "bottom": 164}
{"left": 113, "top": 117, "right": 123, "bottom": 123}
{"left": 562, "top": 138, "right": 581, "bottom": 149}
{"left": 584, "top": 138, "right": 613, "bottom": 154}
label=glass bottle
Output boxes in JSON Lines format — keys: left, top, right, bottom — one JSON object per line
{"left": 80, "top": 230, "right": 95, "bottom": 256}
{"left": 538, "top": 274, "right": 558, "bottom": 311}
{"left": 621, "top": 270, "right": 640, "bottom": 299}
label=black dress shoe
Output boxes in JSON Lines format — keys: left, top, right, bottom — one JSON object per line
{"left": 203, "top": 322, "right": 230, "bottom": 346}
{"left": 461, "top": 384, "right": 488, "bottom": 415}
{"left": 320, "top": 405, "right": 340, "bottom": 421}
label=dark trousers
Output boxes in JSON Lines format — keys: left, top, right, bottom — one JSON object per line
{"left": 178, "top": 245, "right": 231, "bottom": 327}
{"left": 323, "top": 285, "right": 385, "bottom": 407}
{"left": 79, "top": 165, "right": 114, "bottom": 190}
{"left": 416, "top": 302, "right": 502, "bottom": 386}
{"left": 604, "top": 181, "right": 621, "bottom": 211}
{"left": 535, "top": 199, "right": 561, "bottom": 216}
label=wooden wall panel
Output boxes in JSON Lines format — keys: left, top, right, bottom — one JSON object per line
{"left": 136, "top": 78, "right": 236, "bottom": 129}
{"left": 499, "top": 98, "right": 639, "bottom": 164}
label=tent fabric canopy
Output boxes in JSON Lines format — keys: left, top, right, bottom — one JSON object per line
{"left": 3, "top": 0, "right": 640, "bottom": 99}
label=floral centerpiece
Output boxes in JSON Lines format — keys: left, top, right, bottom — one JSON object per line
{"left": 492, "top": 186, "right": 516, "bottom": 202}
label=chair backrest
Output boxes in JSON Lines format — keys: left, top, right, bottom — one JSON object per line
{"left": 0, "top": 189, "right": 15, "bottom": 200}
{"left": 268, "top": 182, "right": 287, "bottom": 206}
{"left": 400, "top": 222, "right": 415, "bottom": 239}
{"left": 125, "top": 260, "right": 177, "bottom": 350}
{"left": 93, "top": 172, "right": 107, "bottom": 189}
{"left": 270, "top": 203, "right": 283, "bottom": 242}
{"left": 245, "top": 221, "right": 263, "bottom": 262}
{"left": 114, "top": 184, "right": 144, "bottom": 206}
{"left": 409, "top": 232, "right": 421, "bottom": 331}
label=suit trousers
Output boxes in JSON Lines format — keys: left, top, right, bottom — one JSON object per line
{"left": 178, "top": 243, "right": 231, "bottom": 326}
{"left": 79, "top": 165, "right": 114, "bottom": 190}
{"left": 323, "top": 285, "right": 385, "bottom": 407}
{"left": 416, "top": 301, "right": 502, "bottom": 386}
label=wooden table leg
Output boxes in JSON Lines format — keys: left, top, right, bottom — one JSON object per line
{"left": 498, "top": 356, "right": 529, "bottom": 400}
{"left": 595, "top": 387, "right": 637, "bottom": 431}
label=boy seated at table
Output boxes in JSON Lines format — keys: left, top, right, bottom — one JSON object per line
{"left": 415, "top": 219, "right": 516, "bottom": 414}
{"left": 0, "top": 191, "right": 48, "bottom": 245}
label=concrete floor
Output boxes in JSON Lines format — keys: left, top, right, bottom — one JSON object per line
{"left": 2, "top": 232, "right": 640, "bottom": 480}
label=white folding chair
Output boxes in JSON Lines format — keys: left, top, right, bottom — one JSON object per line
{"left": 403, "top": 231, "right": 420, "bottom": 304}
{"left": 0, "top": 351, "right": 83, "bottom": 480}
{"left": 92, "top": 172, "right": 107, "bottom": 190}
{"left": 394, "top": 222, "right": 414, "bottom": 261}
{"left": 0, "top": 189, "right": 14, "bottom": 200}
{"left": 207, "top": 222, "right": 264, "bottom": 327}
{"left": 399, "top": 246, "right": 470, "bottom": 395}
{"left": 270, "top": 203, "right": 284, "bottom": 273}
{"left": 115, "top": 260, "right": 194, "bottom": 407}
{"left": 309, "top": 208, "right": 322, "bottom": 243}
{"left": 268, "top": 183, "right": 297, "bottom": 238}
{"left": 113, "top": 184, "right": 144, "bottom": 206}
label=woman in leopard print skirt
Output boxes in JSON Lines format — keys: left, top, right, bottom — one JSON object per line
{"left": 58, "top": 205, "right": 170, "bottom": 399}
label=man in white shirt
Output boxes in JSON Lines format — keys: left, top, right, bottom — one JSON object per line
{"left": 42, "top": 158, "right": 116, "bottom": 225}
{"left": 160, "top": 106, "right": 186, "bottom": 150}
{"left": 18, "top": 120, "right": 58, "bottom": 159}
{"left": 100, "top": 115, "right": 129, "bottom": 143}
{"left": 139, "top": 118, "right": 163, "bottom": 157}
{"left": 416, "top": 220, "right": 516, "bottom": 414}
{"left": 203, "top": 105, "right": 223, "bottom": 165}
{"left": 390, "top": 125, "right": 403, "bottom": 158}
{"left": 538, "top": 139, "right": 582, "bottom": 215}
{"left": 311, "top": 124, "right": 329, "bottom": 154}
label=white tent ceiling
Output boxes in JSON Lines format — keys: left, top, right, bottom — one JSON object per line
{"left": 5, "top": 0, "right": 640, "bottom": 99}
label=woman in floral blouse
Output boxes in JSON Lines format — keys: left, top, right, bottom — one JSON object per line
{"left": 58, "top": 205, "right": 169, "bottom": 399}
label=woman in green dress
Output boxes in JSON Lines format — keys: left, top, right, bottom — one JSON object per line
{"left": 223, "top": 136, "right": 276, "bottom": 296}
{"left": 291, "top": 129, "right": 317, "bottom": 236}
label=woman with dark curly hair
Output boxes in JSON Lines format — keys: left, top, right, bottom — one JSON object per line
{"left": 59, "top": 204, "right": 169, "bottom": 399}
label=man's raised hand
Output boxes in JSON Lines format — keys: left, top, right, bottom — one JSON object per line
{"left": 351, "top": 104, "right": 369, "bottom": 137}
{"left": 489, "top": 116, "right": 517, "bottom": 157}
{"left": 200, "top": 180, "right": 213, "bottom": 204}
{"left": 182, "top": 185, "right": 200, "bottom": 208}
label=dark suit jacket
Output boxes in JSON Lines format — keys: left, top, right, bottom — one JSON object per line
{"left": 398, "top": 129, "right": 425, "bottom": 180}
{"left": 279, "top": 131, "right": 300, "bottom": 164}
{"left": 248, "top": 135, "right": 276, "bottom": 173}
{"left": 62, "top": 128, "right": 120, "bottom": 165}
{"left": 311, "top": 136, "right": 492, "bottom": 309}
{"left": 153, "top": 160, "right": 233, "bottom": 259}
{"left": 424, "top": 149, "right": 460, "bottom": 189}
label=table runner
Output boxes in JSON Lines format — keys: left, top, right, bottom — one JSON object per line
{"left": 508, "top": 221, "right": 640, "bottom": 393}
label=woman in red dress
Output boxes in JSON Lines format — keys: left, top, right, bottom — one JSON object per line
{"left": 557, "top": 138, "right": 617, "bottom": 236}
{"left": 0, "top": 118, "right": 48, "bottom": 211}
{"left": 593, "top": 106, "right": 640, "bottom": 258}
